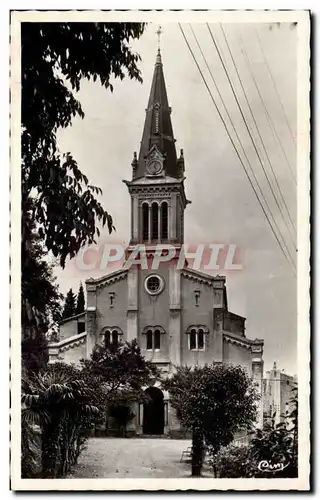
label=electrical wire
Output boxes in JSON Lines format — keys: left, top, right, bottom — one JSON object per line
{"left": 255, "top": 28, "right": 296, "bottom": 147}
{"left": 179, "top": 23, "right": 296, "bottom": 273}
{"left": 206, "top": 24, "right": 296, "bottom": 269}
{"left": 207, "top": 23, "right": 296, "bottom": 265}
{"left": 220, "top": 24, "right": 296, "bottom": 243}
{"left": 239, "top": 34, "right": 297, "bottom": 185}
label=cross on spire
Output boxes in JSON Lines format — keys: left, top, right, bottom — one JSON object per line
{"left": 156, "top": 25, "right": 163, "bottom": 49}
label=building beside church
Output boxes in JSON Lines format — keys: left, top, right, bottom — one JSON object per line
{"left": 49, "top": 48, "right": 264, "bottom": 436}
{"left": 263, "top": 362, "right": 297, "bottom": 425}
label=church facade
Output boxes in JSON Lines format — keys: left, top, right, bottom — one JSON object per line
{"left": 49, "top": 48, "right": 264, "bottom": 436}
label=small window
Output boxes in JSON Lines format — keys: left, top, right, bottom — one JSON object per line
{"left": 152, "top": 202, "right": 159, "bottom": 241}
{"left": 146, "top": 330, "right": 153, "bottom": 350}
{"left": 112, "top": 330, "right": 118, "bottom": 346}
{"left": 154, "top": 330, "right": 161, "bottom": 350}
{"left": 198, "top": 329, "right": 204, "bottom": 349}
{"left": 188, "top": 326, "right": 207, "bottom": 351}
{"left": 161, "top": 202, "right": 168, "bottom": 240}
{"left": 147, "top": 276, "right": 160, "bottom": 292}
{"left": 77, "top": 322, "right": 85, "bottom": 335}
{"left": 145, "top": 275, "right": 164, "bottom": 295}
{"left": 145, "top": 328, "right": 162, "bottom": 351}
{"left": 142, "top": 203, "right": 149, "bottom": 242}
{"left": 104, "top": 330, "right": 111, "bottom": 347}
{"left": 190, "top": 329, "right": 197, "bottom": 350}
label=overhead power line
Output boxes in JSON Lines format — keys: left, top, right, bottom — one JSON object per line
{"left": 219, "top": 24, "right": 296, "bottom": 243}
{"left": 189, "top": 24, "right": 295, "bottom": 268}
{"left": 255, "top": 28, "right": 296, "bottom": 147}
{"left": 239, "top": 35, "right": 297, "bottom": 185}
{"left": 206, "top": 24, "right": 296, "bottom": 268}
{"left": 179, "top": 23, "right": 295, "bottom": 273}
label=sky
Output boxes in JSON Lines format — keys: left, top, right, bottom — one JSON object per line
{"left": 55, "top": 22, "right": 297, "bottom": 375}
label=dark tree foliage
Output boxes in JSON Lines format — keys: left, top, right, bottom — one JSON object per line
{"left": 21, "top": 362, "right": 99, "bottom": 478}
{"left": 109, "top": 404, "right": 135, "bottom": 437}
{"left": 76, "top": 282, "right": 85, "bottom": 315}
{"left": 209, "top": 387, "right": 298, "bottom": 478}
{"left": 21, "top": 22, "right": 145, "bottom": 373}
{"left": 81, "top": 339, "right": 159, "bottom": 410}
{"left": 22, "top": 204, "right": 62, "bottom": 373}
{"left": 62, "top": 288, "right": 76, "bottom": 319}
{"left": 163, "top": 364, "right": 259, "bottom": 477}
{"left": 21, "top": 22, "right": 145, "bottom": 268}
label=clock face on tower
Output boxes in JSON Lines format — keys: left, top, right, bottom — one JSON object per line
{"left": 147, "top": 159, "right": 163, "bottom": 176}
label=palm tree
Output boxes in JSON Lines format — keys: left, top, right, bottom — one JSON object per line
{"left": 21, "top": 363, "right": 98, "bottom": 478}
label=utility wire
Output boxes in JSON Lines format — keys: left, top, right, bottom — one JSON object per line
{"left": 179, "top": 24, "right": 295, "bottom": 273}
{"left": 239, "top": 35, "right": 297, "bottom": 185}
{"left": 189, "top": 24, "right": 296, "bottom": 266}
{"left": 206, "top": 24, "right": 296, "bottom": 268}
{"left": 220, "top": 24, "right": 296, "bottom": 243}
{"left": 255, "top": 28, "right": 296, "bottom": 147}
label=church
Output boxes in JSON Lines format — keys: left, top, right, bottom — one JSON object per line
{"left": 49, "top": 47, "right": 264, "bottom": 437}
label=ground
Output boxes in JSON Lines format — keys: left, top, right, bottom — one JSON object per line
{"left": 70, "top": 438, "right": 214, "bottom": 478}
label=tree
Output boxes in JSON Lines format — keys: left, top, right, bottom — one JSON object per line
{"left": 108, "top": 404, "right": 135, "bottom": 437}
{"left": 62, "top": 288, "right": 76, "bottom": 319}
{"left": 21, "top": 362, "right": 99, "bottom": 478}
{"left": 163, "top": 364, "right": 259, "bottom": 477}
{"left": 21, "top": 22, "right": 145, "bottom": 374}
{"left": 22, "top": 204, "right": 63, "bottom": 373}
{"left": 210, "top": 388, "right": 299, "bottom": 478}
{"left": 22, "top": 22, "right": 145, "bottom": 268}
{"left": 76, "top": 282, "right": 85, "bottom": 315}
{"left": 80, "top": 339, "right": 159, "bottom": 427}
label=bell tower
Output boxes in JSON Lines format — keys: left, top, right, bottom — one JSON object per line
{"left": 124, "top": 45, "right": 190, "bottom": 250}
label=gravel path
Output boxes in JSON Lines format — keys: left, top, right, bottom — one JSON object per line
{"left": 70, "top": 438, "right": 213, "bottom": 478}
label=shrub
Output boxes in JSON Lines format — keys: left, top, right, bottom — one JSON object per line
{"left": 209, "top": 444, "right": 256, "bottom": 478}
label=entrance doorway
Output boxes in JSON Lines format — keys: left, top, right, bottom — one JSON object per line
{"left": 143, "top": 387, "right": 164, "bottom": 435}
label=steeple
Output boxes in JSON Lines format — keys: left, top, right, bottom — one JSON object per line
{"left": 133, "top": 48, "right": 182, "bottom": 180}
{"left": 124, "top": 39, "right": 190, "bottom": 247}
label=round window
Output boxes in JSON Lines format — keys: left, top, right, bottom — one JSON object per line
{"left": 144, "top": 274, "right": 164, "bottom": 295}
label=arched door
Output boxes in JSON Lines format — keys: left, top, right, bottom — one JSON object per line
{"left": 143, "top": 387, "right": 164, "bottom": 435}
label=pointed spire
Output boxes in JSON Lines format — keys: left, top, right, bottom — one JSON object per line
{"left": 156, "top": 48, "right": 162, "bottom": 65}
{"left": 133, "top": 47, "right": 182, "bottom": 180}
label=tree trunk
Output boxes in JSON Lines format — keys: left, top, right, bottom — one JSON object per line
{"left": 191, "top": 431, "right": 204, "bottom": 477}
{"left": 41, "top": 425, "right": 59, "bottom": 478}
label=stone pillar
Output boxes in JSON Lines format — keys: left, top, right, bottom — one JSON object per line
{"left": 167, "top": 401, "right": 182, "bottom": 438}
{"left": 86, "top": 308, "right": 96, "bottom": 359}
{"left": 158, "top": 204, "right": 161, "bottom": 243}
{"left": 251, "top": 341, "right": 264, "bottom": 429}
{"left": 86, "top": 283, "right": 97, "bottom": 358}
{"left": 132, "top": 196, "right": 139, "bottom": 243}
{"left": 136, "top": 402, "right": 143, "bottom": 436}
{"left": 127, "top": 266, "right": 138, "bottom": 342}
{"left": 169, "top": 264, "right": 181, "bottom": 367}
{"left": 169, "top": 193, "right": 177, "bottom": 240}
{"left": 163, "top": 400, "right": 170, "bottom": 436}
{"left": 148, "top": 205, "right": 151, "bottom": 244}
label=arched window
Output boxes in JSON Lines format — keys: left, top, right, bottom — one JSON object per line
{"left": 198, "top": 328, "right": 204, "bottom": 350}
{"left": 142, "top": 203, "right": 149, "bottom": 241}
{"left": 112, "top": 329, "right": 118, "bottom": 346}
{"left": 186, "top": 325, "right": 208, "bottom": 351}
{"left": 101, "top": 327, "right": 123, "bottom": 347}
{"left": 154, "top": 329, "right": 161, "bottom": 350}
{"left": 143, "top": 326, "right": 165, "bottom": 351}
{"left": 104, "top": 330, "right": 111, "bottom": 347}
{"left": 161, "top": 202, "right": 168, "bottom": 240}
{"left": 190, "top": 329, "right": 197, "bottom": 350}
{"left": 152, "top": 202, "right": 159, "bottom": 241}
{"left": 146, "top": 330, "right": 153, "bottom": 350}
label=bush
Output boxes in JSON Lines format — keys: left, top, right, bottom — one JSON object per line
{"left": 21, "top": 362, "right": 99, "bottom": 478}
{"left": 209, "top": 445, "right": 256, "bottom": 478}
